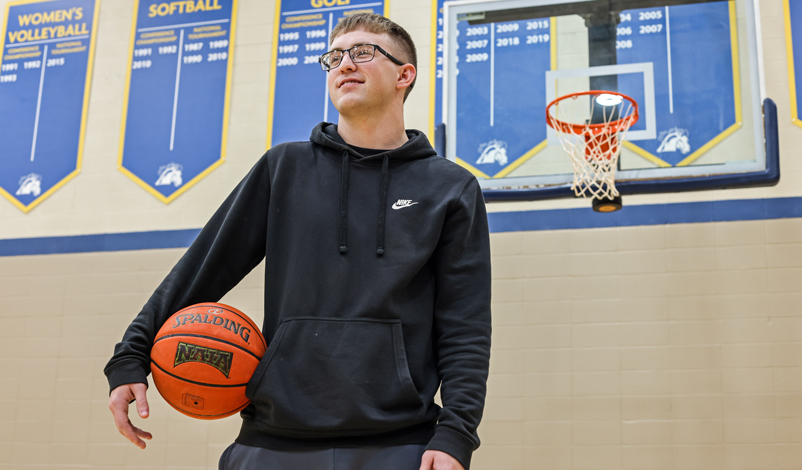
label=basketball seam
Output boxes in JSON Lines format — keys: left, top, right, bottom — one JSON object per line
{"left": 177, "top": 400, "right": 249, "bottom": 419}
{"left": 150, "top": 359, "right": 249, "bottom": 388}
{"left": 153, "top": 332, "right": 262, "bottom": 361}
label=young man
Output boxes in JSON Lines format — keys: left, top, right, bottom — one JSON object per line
{"left": 106, "top": 13, "right": 491, "bottom": 470}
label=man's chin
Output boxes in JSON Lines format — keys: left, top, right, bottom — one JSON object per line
{"left": 332, "top": 96, "right": 369, "bottom": 117}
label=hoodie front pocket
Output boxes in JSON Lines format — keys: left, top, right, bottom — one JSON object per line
{"left": 245, "top": 317, "right": 425, "bottom": 436}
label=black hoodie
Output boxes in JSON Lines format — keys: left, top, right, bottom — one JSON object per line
{"left": 104, "top": 123, "right": 492, "bottom": 469}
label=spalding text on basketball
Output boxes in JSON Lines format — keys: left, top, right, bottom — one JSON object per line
{"left": 171, "top": 313, "right": 252, "bottom": 343}
{"left": 174, "top": 341, "right": 233, "bottom": 378}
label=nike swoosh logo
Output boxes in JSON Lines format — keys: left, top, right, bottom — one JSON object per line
{"left": 391, "top": 202, "right": 419, "bottom": 210}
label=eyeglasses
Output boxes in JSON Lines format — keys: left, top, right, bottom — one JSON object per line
{"left": 319, "top": 43, "right": 405, "bottom": 71}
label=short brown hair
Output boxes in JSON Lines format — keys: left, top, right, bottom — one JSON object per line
{"left": 330, "top": 13, "right": 417, "bottom": 101}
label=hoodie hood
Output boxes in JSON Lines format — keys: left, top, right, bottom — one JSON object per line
{"left": 309, "top": 122, "right": 439, "bottom": 257}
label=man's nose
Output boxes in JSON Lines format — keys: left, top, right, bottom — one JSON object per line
{"left": 339, "top": 51, "right": 357, "bottom": 71}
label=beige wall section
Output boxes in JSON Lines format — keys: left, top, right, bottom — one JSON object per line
{"left": 480, "top": 218, "right": 802, "bottom": 470}
{"left": 2, "top": 218, "right": 802, "bottom": 469}
{"left": 1, "top": 0, "right": 802, "bottom": 469}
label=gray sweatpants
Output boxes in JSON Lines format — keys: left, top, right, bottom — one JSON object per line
{"left": 219, "top": 443, "right": 427, "bottom": 470}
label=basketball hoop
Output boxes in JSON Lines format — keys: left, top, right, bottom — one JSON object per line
{"left": 546, "top": 91, "right": 639, "bottom": 205}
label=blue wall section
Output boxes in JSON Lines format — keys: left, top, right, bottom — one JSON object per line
{"left": 487, "top": 196, "right": 802, "bottom": 233}
{"left": 0, "top": 229, "right": 201, "bottom": 257}
{"left": 1, "top": 197, "right": 801, "bottom": 256}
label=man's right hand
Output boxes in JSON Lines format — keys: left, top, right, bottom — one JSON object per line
{"left": 109, "top": 383, "right": 152, "bottom": 449}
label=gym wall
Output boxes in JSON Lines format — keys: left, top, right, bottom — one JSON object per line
{"left": 0, "top": 0, "right": 801, "bottom": 469}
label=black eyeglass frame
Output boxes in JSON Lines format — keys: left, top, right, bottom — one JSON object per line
{"left": 319, "top": 43, "right": 406, "bottom": 71}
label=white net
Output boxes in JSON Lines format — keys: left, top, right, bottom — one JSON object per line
{"left": 547, "top": 92, "right": 637, "bottom": 200}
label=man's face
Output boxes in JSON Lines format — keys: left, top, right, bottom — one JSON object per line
{"left": 326, "top": 30, "right": 405, "bottom": 115}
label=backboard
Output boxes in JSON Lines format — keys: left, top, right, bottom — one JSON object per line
{"left": 440, "top": 0, "right": 779, "bottom": 201}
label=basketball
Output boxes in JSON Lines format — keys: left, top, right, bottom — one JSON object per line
{"left": 150, "top": 303, "right": 267, "bottom": 420}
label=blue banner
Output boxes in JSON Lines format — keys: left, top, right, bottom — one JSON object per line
{"left": 617, "top": 1, "right": 739, "bottom": 167}
{"left": 785, "top": 0, "right": 802, "bottom": 129}
{"left": 429, "top": 0, "right": 444, "bottom": 141}
{"left": 454, "top": 16, "right": 554, "bottom": 179}
{"left": 119, "top": 0, "right": 237, "bottom": 203}
{"left": 0, "top": 0, "right": 99, "bottom": 213}
{"left": 267, "top": 0, "right": 388, "bottom": 148}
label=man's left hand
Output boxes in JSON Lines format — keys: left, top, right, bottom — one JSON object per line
{"left": 419, "top": 450, "right": 465, "bottom": 470}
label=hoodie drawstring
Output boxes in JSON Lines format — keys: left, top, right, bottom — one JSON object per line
{"left": 376, "top": 154, "right": 389, "bottom": 256}
{"left": 338, "top": 151, "right": 390, "bottom": 257}
{"left": 338, "top": 150, "right": 350, "bottom": 254}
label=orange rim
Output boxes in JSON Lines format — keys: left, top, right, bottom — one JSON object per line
{"left": 546, "top": 90, "right": 639, "bottom": 135}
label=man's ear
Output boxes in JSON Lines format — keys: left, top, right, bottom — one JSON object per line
{"left": 397, "top": 64, "right": 416, "bottom": 91}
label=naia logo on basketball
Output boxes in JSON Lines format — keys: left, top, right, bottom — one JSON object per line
{"left": 476, "top": 140, "right": 508, "bottom": 166}
{"left": 174, "top": 341, "right": 233, "bottom": 378}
